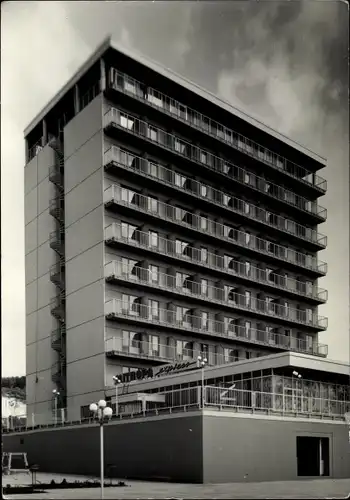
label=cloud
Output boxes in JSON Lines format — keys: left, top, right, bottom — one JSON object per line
{"left": 1, "top": 1, "right": 348, "bottom": 376}
{"left": 1, "top": 1, "right": 91, "bottom": 376}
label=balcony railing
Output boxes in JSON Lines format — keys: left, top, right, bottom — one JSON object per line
{"left": 48, "top": 164, "right": 64, "bottom": 190}
{"left": 50, "top": 263, "right": 65, "bottom": 290}
{"left": 50, "top": 295, "right": 65, "bottom": 322}
{"left": 105, "top": 337, "right": 249, "bottom": 366}
{"left": 104, "top": 146, "right": 327, "bottom": 244}
{"left": 51, "top": 361, "right": 66, "bottom": 383}
{"left": 105, "top": 225, "right": 327, "bottom": 301}
{"left": 105, "top": 261, "right": 326, "bottom": 329}
{"left": 51, "top": 325, "right": 66, "bottom": 352}
{"left": 105, "top": 299, "right": 328, "bottom": 354}
{"left": 49, "top": 197, "right": 64, "bottom": 223}
{"left": 3, "top": 384, "right": 348, "bottom": 434}
{"left": 49, "top": 230, "right": 65, "bottom": 257}
{"left": 107, "top": 68, "right": 327, "bottom": 194}
{"left": 104, "top": 185, "right": 328, "bottom": 273}
{"left": 27, "top": 138, "right": 43, "bottom": 162}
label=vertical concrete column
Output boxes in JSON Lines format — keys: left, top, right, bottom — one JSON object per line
{"left": 100, "top": 58, "right": 106, "bottom": 91}
{"left": 74, "top": 84, "right": 80, "bottom": 115}
{"left": 215, "top": 345, "right": 224, "bottom": 365}
{"left": 167, "top": 335, "right": 176, "bottom": 361}
{"left": 141, "top": 331, "right": 149, "bottom": 355}
{"left": 42, "top": 119, "right": 48, "bottom": 146}
{"left": 140, "top": 296, "right": 149, "bottom": 319}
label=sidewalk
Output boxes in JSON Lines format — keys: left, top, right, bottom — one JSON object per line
{"left": 2, "top": 473, "right": 350, "bottom": 499}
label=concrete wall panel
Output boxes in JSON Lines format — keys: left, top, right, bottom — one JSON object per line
{"left": 3, "top": 414, "right": 203, "bottom": 482}
{"left": 65, "top": 170, "right": 102, "bottom": 227}
{"left": 37, "top": 144, "right": 55, "bottom": 184}
{"left": 202, "top": 413, "right": 350, "bottom": 482}
{"left": 65, "top": 207, "right": 104, "bottom": 262}
{"left": 37, "top": 273, "right": 57, "bottom": 310}
{"left": 25, "top": 250, "right": 38, "bottom": 284}
{"left": 24, "top": 157, "right": 38, "bottom": 194}
{"left": 64, "top": 94, "right": 102, "bottom": 159}
{"left": 25, "top": 188, "right": 38, "bottom": 225}
{"left": 66, "top": 317, "right": 105, "bottom": 365}
{"left": 66, "top": 281, "right": 104, "bottom": 330}
{"left": 66, "top": 244, "right": 104, "bottom": 296}
{"left": 25, "top": 219, "right": 38, "bottom": 255}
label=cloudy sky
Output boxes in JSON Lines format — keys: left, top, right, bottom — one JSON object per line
{"left": 1, "top": 1, "right": 348, "bottom": 376}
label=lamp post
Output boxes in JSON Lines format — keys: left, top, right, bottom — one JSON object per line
{"left": 112, "top": 376, "right": 122, "bottom": 417}
{"left": 198, "top": 355, "right": 207, "bottom": 408}
{"left": 89, "top": 400, "right": 113, "bottom": 500}
{"left": 52, "top": 389, "right": 60, "bottom": 425}
{"left": 292, "top": 370, "right": 302, "bottom": 412}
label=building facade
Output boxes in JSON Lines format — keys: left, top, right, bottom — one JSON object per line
{"left": 24, "top": 37, "right": 329, "bottom": 423}
{"left": 4, "top": 353, "right": 350, "bottom": 482}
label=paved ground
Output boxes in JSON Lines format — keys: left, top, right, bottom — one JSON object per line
{"left": 2, "top": 472, "right": 350, "bottom": 499}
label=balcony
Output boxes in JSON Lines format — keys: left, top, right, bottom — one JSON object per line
{"left": 106, "top": 337, "right": 251, "bottom": 366}
{"left": 104, "top": 146, "right": 327, "bottom": 245}
{"left": 49, "top": 197, "right": 64, "bottom": 223}
{"left": 50, "top": 295, "right": 65, "bottom": 322}
{"left": 105, "top": 261, "right": 327, "bottom": 330}
{"left": 51, "top": 325, "right": 66, "bottom": 352}
{"left": 105, "top": 225, "right": 327, "bottom": 300}
{"left": 50, "top": 262, "right": 65, "bottom": 290}
{"left": 49, "top": 230, "right": 65, "bottom": 257}
{"left": 106, "top": 68, "right": 327, "bottom": 195}
{"left": 104, "top": 186, "right": 328, "bottom": 273}
{"left": 105, "top": 299, "right": 328, "bottom": 356}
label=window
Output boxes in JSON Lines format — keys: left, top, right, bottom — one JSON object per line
{"left": 266, "top": 268, "right": 274, "bottom": 283}
{"left": 120, "top": 113, "right": 134, "bottom": 130}
{"left": 246, "top": 351, "right": 251, "bottom": 360}
{"left": 200, "top": 184, "right": 208, "bottom": 198}
{"left": 149, "top": 265, "right": 159, "bottom": 283}
{"left": 121, "top": 222, "right": 138, "bottom": 240}
{"left": 201, "top": 247, "right": 208, "bottom": 263}
{"left": 201, "top": 279, "right": 208, "bottom": 296}
{"left": 176, "top": 340, "right": 193, "bottom": 361}
{"left": 150, "top": 335, "right": 160, "bottom": 356}
{"left": 148, "top": 126, "right": 158, "bottom": 142}
{"left": 175, "top": 172, "right": 186, "bottom": 188}
{"left": 245, "top": 321, "right": 251, "bottom": 338}
{"left": 150, "top": 162, "right": 159, "bottom": 178}
{"left": 224, "top": 348, "right": 234, "bottom": 363}
{"left": 201, "top": 344, "right": 209, "bottom": 358}
{"left": 200, "top": 215, "right": 208, "bottom": 230}
{"left": 224, "top": 255, "right": 234, "bottom": 269}
{"left": 175, "top": 138, "right": 186, "bottom": 155}
{"left": 176, "top": 307, "right": 192, "bottom": 326}
{"left": 245, "top": 291, "right": 251, "bottom": 307}
{"left": 201, "top": 311, "right": 209, "bottom": 329}
{"left": 122, "top": 330, "right": 143, "bottom": 354}
{"left": 147, "top": 196, "right": 158, "bottom": 213}
{"left": 149, "top": 300, "right": 159, "bottom": 320}
{"left": 224, "top": 225, "right": 237, "bottom": 240}
{"left": 176, "top": 272, "right": 191, "bottom": 291}
{"left": 265, "top": 297, "right": 275, "bottom": 313}
{"left": 200, "top": 151, "right": 209, "bottom": 164}
{"left": 244, "top": 202, "right": 250, "bottom": 214}
{"left": 176, "top": 239, "right": 189, "bottom": 255}
{"left": 225, "top": 286, "right": 237, "bottom": 303}
{"left": 121, "top": 257, "right": 138, "bottom": 276}
{"left": 122, "top": 294, "right": 140, "bottom": 316}
{"left": 121, "top": 188, "right": 139, "bottom": 205}
{"left": 149, "top": 231, "right": 158, "bottom": 248}
{"left": 245, "top": 261, "right": 251, "bottom": 276}
{"left": 245, "top": 231, "right": 251, "bottom": 245}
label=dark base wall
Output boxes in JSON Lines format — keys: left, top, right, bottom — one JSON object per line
{"left": 3, "top": 411, "right": 350, "bottom": 484}
{"left": 2, "top": 414, "right": 203, "bottom": 483}
{"left": 203, "top": 412, "right": 350, "bottom": 483}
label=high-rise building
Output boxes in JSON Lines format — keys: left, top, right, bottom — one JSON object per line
{"left": 24, "top": 37, "right": 329, "bottom": 423}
